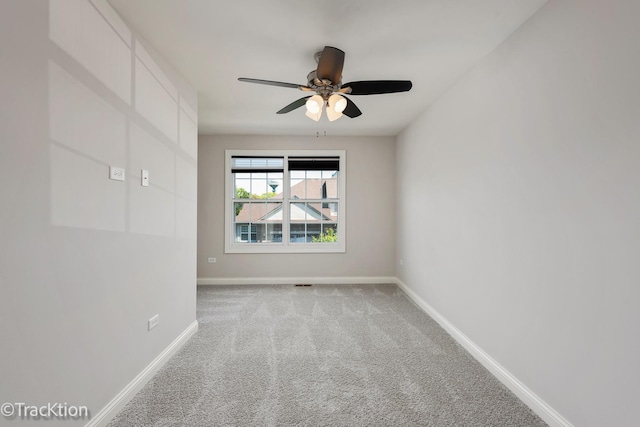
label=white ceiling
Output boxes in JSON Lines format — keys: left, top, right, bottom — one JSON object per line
{"left": 108, "top": 0, "right": 547, "bottom": 136}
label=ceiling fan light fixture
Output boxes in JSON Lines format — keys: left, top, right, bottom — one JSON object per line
{"left": 238, "top": 46, "right": 412, "bottom": 123}
{"left": 326, "top": 105, "right": 343, "bottom": 121}
{"left": 328, "top": 94, "right": 347, "bottom": 114}
{"left": 305, "top": 95, "right": 323, "bottom": 114}
{"left": 305, "top": 108, "right": 322, "bottom": 122}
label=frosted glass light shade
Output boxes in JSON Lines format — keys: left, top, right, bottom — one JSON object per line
{"left": 329, "top": 94, "right": 347, "bottom": 113}
{"left": 305, "top": 95, "right": 323, "bottom": 114}
{"left": 326, "top": 106, "right": 342, "bottom": 121}
{"left": 305, "top": 108, "right": 322, "bottom": 121}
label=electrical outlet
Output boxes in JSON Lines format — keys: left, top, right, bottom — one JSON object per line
{"left": 141, "top": 169, "right": 149, "bottom": 187}
{"left": 399, "top": 259, "right": 404, "bottom": 266}
{"left": 208, "top": 257, "right": 216, "bottom": 263}
{"left": 109, "top": 166, "right": 125, "bottom": 181}
{"left": 148, "top": 314, "right": 159, "bottom": 331}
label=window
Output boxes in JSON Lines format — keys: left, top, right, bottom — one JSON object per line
{"left": 238, "top": 224, "right": 257, "bottom": 242}
{"left": 225, "top": 150, "right": 346, "bottom": 253}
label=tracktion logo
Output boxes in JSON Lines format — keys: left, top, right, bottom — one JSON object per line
{"left": 1, "top": 402, "right": 90, "bottom": 420}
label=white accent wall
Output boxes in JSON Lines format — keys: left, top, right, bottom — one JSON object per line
{"left": 197, "top": 135, "right": 396, "bottom": 282}
{"left": 0, "top": 0, "right": 197, "bottom": 424}
{"left": 396, "top": 0, "right": 640, "bottom": 425}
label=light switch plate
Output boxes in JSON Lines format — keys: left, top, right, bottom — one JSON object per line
{"left": 141, "top": 169, "right": 149, "bottom": 187}
{"left": 109, "top": 166, "right": 125, "bottom": 181}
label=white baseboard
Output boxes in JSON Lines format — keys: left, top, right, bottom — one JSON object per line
{"left": 394, "top": 278, "right": 572, "bottom": 427}
{"left": 197, "top": 276, "right": 396, "bottom": 285}
{"left": 86, "top": 320, "right": 199, "bottom": 427}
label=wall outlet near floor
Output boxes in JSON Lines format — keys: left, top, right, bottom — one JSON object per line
{"left": 208, "top": 257, "right": 216, "bottom": 263}
{"left": 148, "top": 314, "right": 159, "bottom": 331}
{"left": 399, "top": 259, "right": 404, "bottom": 266}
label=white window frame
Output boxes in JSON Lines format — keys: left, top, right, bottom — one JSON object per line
{"left": 225, "top": 149, "right": 346, "bottom": 254}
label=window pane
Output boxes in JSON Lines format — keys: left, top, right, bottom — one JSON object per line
{"left": 251, "top": 202, "right": 268, "bottom": 221}
{"left": 290, "top": 171, "right": 306, "bottom": 199}
{"left": 306, "top": 202, "right": 324, "bottom": 222}
{"left": 290, "top": 223, "right": 305, "bottom": 243}
{"left": 234, "top": 178, "right": 251, "bottom": 199}
{"left": 307, "top": 170, "right": 321, "bottom": 179}
{"left": 234, "top": 201, "right": 251, "bottom": 242}
{"left": 256, "top": 223, "right": 267, "bottom": 242}
{"left": 325, "top": 201, "right": 338, "bottom": 222}
{"left": 234, "top": 201, "right": 282, "bottom": 243}
{"left": 307, "top": 223, "right": 321, "bottom": 239}
{"left": 264, "top": 201, "right": 282, "bottom": 221}
{"left": 234, "top": 202, "right": 246, "bottom": 218}
{"left": 266, "top": 173, "right": 283, "bottom": 199}
{"left": 235, "top": 171, "right": 284, "bottom": 200}
{"left": 235, "top": 223, "right": 255, "bottom": 242}
{"left": 267, "top": 223, "right": 282, "bottom": 242}
{"left": 314, "top": 224, "right": 338, "bottom": 243}
{"left": 290, "top": 170, "right": 338, "bottom": 200}
{"left": 251, "top": 177, "right": 268, "bottom": 197}
{"left": 307, "top": 178, "right": 323, "bottom": 199}
{"left": 321, "top": 170, "right": 336, "bottom": 180}
{"left": 323, "top": 224, "right": 337, "bottom": 234}
{"left": 290, "top": 202, "right": 306, "bottom": 221}
{"left": 322, "top": 174, "right": 338, "bottom": 198}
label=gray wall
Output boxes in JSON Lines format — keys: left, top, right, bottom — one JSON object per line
{"left": 0, "top": 1, "right": 197, "bottom": 424}
{"left": 396, "top": 0, "right": 640, "bottom": 425}
{"left": 198, "top": 135, "right": 396, "bottom": 281}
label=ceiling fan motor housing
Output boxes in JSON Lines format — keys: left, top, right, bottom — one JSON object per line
{"left": 307, "top": 70, "right": 341, "bottom": 99}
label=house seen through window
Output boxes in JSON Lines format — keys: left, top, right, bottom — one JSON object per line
{"left": 225, "top": 150, "right": 345, "bottom": 253}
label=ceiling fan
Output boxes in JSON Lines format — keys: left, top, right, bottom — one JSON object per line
{"left": 238, "top": 46, "right": 412, "bottom": 122}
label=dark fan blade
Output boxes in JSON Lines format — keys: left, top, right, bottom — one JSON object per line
{"left": 238, "top": 78, "right": 306, "bottom": 90}
{"left": 276, "top": 96, "right": 311, "bottom": 114}
{"left": 316, "top": 46, "right": 345, "bottom": 84}
{"left": 343, "top": 80, "right": 412, "bottom": 95}
{"left": 342, "top": 97, "right": 362, "bottom": 118}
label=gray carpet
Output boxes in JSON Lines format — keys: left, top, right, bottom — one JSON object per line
{"left": 109, "top": 284, "right": 547, "bottom": 426}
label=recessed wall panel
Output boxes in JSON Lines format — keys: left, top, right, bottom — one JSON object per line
{"left": 176, "top": 157, "right": 197, "bottom": 201}
{"left": 135, "top": 41, "right": 178, "bottom": 101}
{"left": 89, "top": 0, "right": 132, "bottom": 46}
{"left": 49, "top": 0, "right": 131, "bottom": 103}
{"left": 176, "top": 197, "right": 196, "bottom": 239}
{"left": 51, "top": 145, "right": 125, "bottom": 232}
{"left": 130, "top": 123, "right": 175, "bottom": 193}
{"left": 129, "top": 183, "right": 175, "bottom": 237}
{"left": 180, "top": 108, "right": 198, "bottom": 159}
{"left": 180, "top": 98, "right": 197, "bottom": 124}
{"left": 49, "top": 61, "right": 126, "bottom": 166}
{"left": 135, "top": 59, "right": 178, "bottom": 142}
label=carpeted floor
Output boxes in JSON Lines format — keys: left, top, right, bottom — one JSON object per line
{"left": 109, "top": 284, "right": 547, "bottom": 426}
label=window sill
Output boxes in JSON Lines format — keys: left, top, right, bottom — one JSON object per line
{"left": 225, "top": 243, "right": 345, "bottom": 254}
